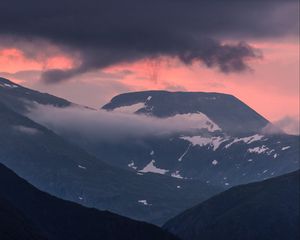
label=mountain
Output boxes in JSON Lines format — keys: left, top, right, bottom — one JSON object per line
{"left": 102, "top": 90, "right": 269, "bottom": 134}
{"left": 0, "top": 77, "right": 221, "bottom": 225}
{"left": 163, "top": 170, "right": 300, "bottom": 240}
{"left": 0, "top": 77, "right": 71, "bottom": 113}
{"left": 0, "top": 163, "right": 178, "bottom": 240}
{"left": 96, "top": 91, "right": 299, "bottom": 187}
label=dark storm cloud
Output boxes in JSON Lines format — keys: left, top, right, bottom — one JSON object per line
{"left": 0, "top": 0, "right": 297, "bottom": 82}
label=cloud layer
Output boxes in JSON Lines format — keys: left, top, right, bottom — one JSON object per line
{"left": 262, "top": 116, "right": 300, "bottom": 135}
{"left": 27, "top": 105, "right": 215, "bottom": 142}
{"left": 0, "top": 0, "right": 297, "bottom": 82}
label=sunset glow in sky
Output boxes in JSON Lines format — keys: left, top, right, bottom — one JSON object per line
{"left": 0, "top": 0, "right": 299, "bottom": 133}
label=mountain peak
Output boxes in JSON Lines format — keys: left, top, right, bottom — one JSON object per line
{"left": 0, "top": 77, "right": 21, "bottom": 88}
{"left": 102, "top": 91, "right": 269, "bottom": 134}
{"left": 0, "top": 77, "right": 72, "bottom": 113}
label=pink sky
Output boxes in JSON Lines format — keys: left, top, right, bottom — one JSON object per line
{"left": 0, "top": 39, "right": 299, "bottom": 128}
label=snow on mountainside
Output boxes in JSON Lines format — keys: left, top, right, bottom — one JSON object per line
{"left": 100, "top": 91, "right": 299, "bottom": 187}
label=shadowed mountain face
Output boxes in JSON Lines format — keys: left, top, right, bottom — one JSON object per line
{"left": 163, "top": 171, "right": 300, "bottom": 240}
{"left": 0, "top": 198, "right": 46, "bottom": 240}
{"left": 0, "top": 163, "right": 178, "bottom": 240}
{"left": 1, "top": 77, "right": 299, "bottom": 226}
{"left": 0, "top": 78, "right": 221, "bottom": 225}
{"left": 102, "top": 90, "right": 269, "bottom": 134}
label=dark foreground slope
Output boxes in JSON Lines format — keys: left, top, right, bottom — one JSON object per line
{"left": 164, "top": 171, "right": 300, "bottom": 240}
{"left": 0, "top": 197, "right": 45, "bottom": 240}
{"left": 0, "top": 163, "right": 178, "bottom": 240}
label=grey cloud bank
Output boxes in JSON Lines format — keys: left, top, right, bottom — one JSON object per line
{"left": 27, "top": 105, "right": 212, "bottom": 142}
{"left": 0, "top": 0, "right": 297, "bottom": 82}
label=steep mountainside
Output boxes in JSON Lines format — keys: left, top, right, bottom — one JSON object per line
{"left": 0, "top": 90, "right": 221, "bottom": 225}
{"left": 0, "top": 163, "right": 178, "bottom": 240}
{"left": 164, "top": 171, "right": 300, "bottom": 240}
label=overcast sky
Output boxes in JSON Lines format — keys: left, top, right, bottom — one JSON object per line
{"left": 0, "top": 0, "right": 298, "bottom": 123}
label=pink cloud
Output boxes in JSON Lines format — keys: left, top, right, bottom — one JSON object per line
{"left": 0, "top": 39, "right": 298, "bottom": 124}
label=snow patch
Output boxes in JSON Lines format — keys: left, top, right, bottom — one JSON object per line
{"left": 139, "top": 160, "right": 169, "bottom": 174}
{"left": 248, "top": 145, "right": 270, "bottom": 154}
{"left": 281, "top": 146, "right": 291, "bottom": 151}
{"left": 78, "top": 165, "right": 86, "bottom": 170}
{"left": 0, "top": 83, "right": 19, "bottom": 88}
{"left": 171, "top": 171, "right": 183, "bottom": 179}
{"left": 138, "top": 200, "right": 151, "bottom": 206}
{"left": 181, "top": 136, "right": 226, "bottom": 151}
{"left": 113, "top": 96, "right": 152, "bottom": 114}
{"left": 128, "top": 161, "right": 137, "bottom": 170}
{"left": 113, "top": 102, "right": 145, "bottom": 114}
{"left": 171, "top": 112, "right": 221, "bottom": 132}
{"left": 212, "top": 160, "right": 218, "bottom": 165}
{"left": 178, "top": 143, "right": 191, "bottom": 162}
{"left": 225, "top": 134, "right": 264, "bottom": 148}
{"left": 146, "top": 96, "right": 152, "bottom": 101}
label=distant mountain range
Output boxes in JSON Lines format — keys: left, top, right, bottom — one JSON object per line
{"left": 0, "top": 76, "right": 299, "bottom": 239}
{"left": 163, "top": 170, "right": 300, "bottom": 240}
{"left": 0, "top": 77, "right": 221, "bottom": 225}
{"left": 0, "top": 162, "right": 178, "bottom": 240}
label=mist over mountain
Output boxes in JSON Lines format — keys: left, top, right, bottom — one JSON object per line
{"left": 103, "top": 90, "right": 270, "bottom": 134}
{"left": 0, "top": 77, "right": 221, "bottom": 225}
{"left": 23, "top": 84, "right": 298, "bottom": 188}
